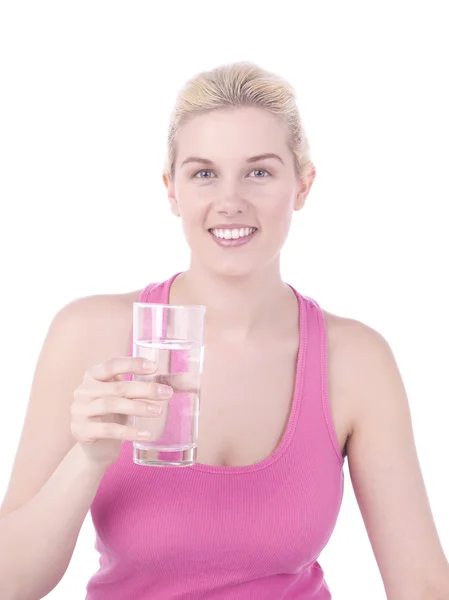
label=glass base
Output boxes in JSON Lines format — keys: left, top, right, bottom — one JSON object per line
{"left": 133, "top": 443, "right": 196, "bottom": 467}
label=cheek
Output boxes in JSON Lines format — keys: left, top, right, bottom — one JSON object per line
{"left": 174, "top": 185, "right": 200, "bottom": 219}
{"left": 176, "top": 197, "right": 209, "bottom": 232}
{"left": 262, "top": 190, "right": 295, "bottom": 219}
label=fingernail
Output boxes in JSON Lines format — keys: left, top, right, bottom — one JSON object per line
{"left": 137, "top": 430, "right": 152, "bottom": 438}
{"left": 158, "top": 385, "right": 173, "bottom": 398}
{"left": 143, "top": 360, "right": 156, "bottom": 371}
{"left": 148, "top": 403, "right": 162, "bottom": 415}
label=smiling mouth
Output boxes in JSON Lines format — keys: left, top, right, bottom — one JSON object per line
{"left": 209, "top": 227, "right": 258, "bottom": 240}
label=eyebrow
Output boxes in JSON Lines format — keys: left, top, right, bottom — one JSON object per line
{"left": 180, "top": 152, "right": 284, "bottom": 168}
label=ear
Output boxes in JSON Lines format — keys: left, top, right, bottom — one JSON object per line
{"left": 163, "top": 172, "right": 180, "bottom": 217}
{"left": 294, "top": 164, "right": 316, "bottom": 212}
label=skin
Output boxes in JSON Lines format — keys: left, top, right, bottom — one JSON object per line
{"left": 0, "top": 106, "right": 448, "bottom": 600}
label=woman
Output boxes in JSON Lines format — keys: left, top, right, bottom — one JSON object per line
{"left": 0, "top": 62, "right": 448, "bottom": 600}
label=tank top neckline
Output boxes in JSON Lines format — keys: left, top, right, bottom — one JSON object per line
{"left": 139, "top": 272, "right": 308, "bottom": 475}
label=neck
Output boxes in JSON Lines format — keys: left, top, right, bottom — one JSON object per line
{"left": 169, "top": 260, "right": 295, "bottom": 342}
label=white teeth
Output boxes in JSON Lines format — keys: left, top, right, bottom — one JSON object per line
{"left": 211, "top": 227, "right": 256, "bottom": 240}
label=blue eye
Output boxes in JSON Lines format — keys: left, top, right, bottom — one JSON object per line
{"left": 249, "top": 169, "right": 270, "bottom": 178}
{"left": 192, "top": 168, "right": 271, "bottom": 179}
{"left": 194, "top": 170, "right": 215, "bottom": 179}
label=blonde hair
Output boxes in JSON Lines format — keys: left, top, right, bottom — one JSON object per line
{"left": 165, "top": 61, "right": 314, "bottom": 181}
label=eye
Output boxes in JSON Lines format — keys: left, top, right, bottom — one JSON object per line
{"left": 249, "top": 168, "right": 270, "bottom": 178}
{"left": 193, "top": 169, "right": 216, "bottom": 179}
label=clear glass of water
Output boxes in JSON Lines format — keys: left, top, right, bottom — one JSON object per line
{"left": 132, "top": 302, "right": 206, "bottom": 467}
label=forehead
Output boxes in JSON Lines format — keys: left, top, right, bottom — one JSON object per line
{"left": 175, "top": 107, "right": 290, "bottom": 162}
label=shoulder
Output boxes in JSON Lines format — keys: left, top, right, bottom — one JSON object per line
{"left": 300, "top": 294, "right": 387, "bottom": 351}
{"left": 47, "top": 288, "right": 144, "bottom": 357}
{"left": 54, "top": 288, "right": 142, "bottom": 324}
{"left": 297, "top": 292, "right": 393, "bottom": 388}
{"left": 322, "top": 307, "right": 396, "bottom": 386}
{"left": 322, "top": 307, "right": 401, "bottom": 435}
{"left": 322, "top": 308, "right": 390, "bottom": 356}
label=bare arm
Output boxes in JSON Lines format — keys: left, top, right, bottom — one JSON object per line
{"left": 0, "top": 444, "right": 106, "bottom": 600}
{"left": 336, "top": 318, "right": 449, "bottom": 599}
{"left": 0, "top": 294, "right": 136, "bottom": 600}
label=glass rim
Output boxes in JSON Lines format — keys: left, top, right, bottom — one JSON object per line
{"left": 133, "top": 302, "right": 206, "bottom": 310}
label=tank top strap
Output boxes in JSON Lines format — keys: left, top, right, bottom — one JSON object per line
{"left": 296, "top": 292, "right": 344, "bottom": 466}
{"left": 138, "top": 272, "right": 181, "bottom": 303}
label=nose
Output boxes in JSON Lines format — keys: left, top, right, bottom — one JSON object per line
{"left": 213, "top": 183, "right": 248, "bottom": 217}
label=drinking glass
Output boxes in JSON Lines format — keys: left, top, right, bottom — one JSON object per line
{"left": 132, "top": 302, "right": 206, "bottom": 467}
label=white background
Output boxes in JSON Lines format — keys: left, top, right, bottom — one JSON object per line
{"left": 1, "top": 1, "right": 448, "bottom": 598}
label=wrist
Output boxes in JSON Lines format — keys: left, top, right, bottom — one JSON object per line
{"left": 70, "top": 443, "right": 110, "bottom": 479}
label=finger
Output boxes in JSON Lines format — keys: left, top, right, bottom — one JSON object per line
{"left": 87, "top": 357, "right": 157, "bottom": 382}
{"left": 72, "top": 396, "right": 163, "bottom": 418}
{"left": 72, "top": 421, "right": 153, "bottom": 444}
{"left": 86, "top": 379, "right": 173, "bottom": 401}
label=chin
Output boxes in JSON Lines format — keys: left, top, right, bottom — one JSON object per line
{"left": 204, "top": 258, "right": 265, "bottom": 280}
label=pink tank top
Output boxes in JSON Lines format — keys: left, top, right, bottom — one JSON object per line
{"left": 86, "top": 273, "right": 345, "bottom": 599}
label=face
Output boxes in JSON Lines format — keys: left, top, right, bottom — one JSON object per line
{"left": 163, "top": 106, "right": 315, "bottom": 278}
